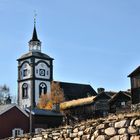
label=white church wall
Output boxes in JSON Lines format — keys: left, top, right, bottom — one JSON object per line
{"left": 35, "top": 58, "right": 50, "bottom": 65}
{"left": 19, "top": 58, "right": 31, "bottom": 66}
{"left": 35, "top": 62, "right": 50, "bottom": 79}
{"left": 35, "top": 80, "right": 51, "bottom": 105}
{"left": 19, "top": 80, "right": 31, "bottom": 109}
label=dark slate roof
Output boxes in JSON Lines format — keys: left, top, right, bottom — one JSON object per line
{"left": 26, "top": 108, "right": 63, "bottom": 117}
{"left": 55, "top": 81, "right": 97, "bottom": 101}
{"left": 17, "top": 51, "right": 54, "bottom": 61}
{"left": 94, "top": 92, "right": 112, "bottom": 102}
{"left": 128, "top": 66, "right": 140, "bottom": 77}
{"left": 104, "top": 91, "right": 117, "bottom": 97}
{"left": 109, "top": 91, "right": 131, "bottom": 103}
{"left": 29, "top": 25, "right": 40, "bottom": 42}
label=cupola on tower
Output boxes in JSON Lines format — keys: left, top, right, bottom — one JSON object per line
{"left": 17, "top": 21, "right": 53, "bottom": 109}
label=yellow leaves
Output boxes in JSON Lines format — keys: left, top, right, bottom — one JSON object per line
{"left": 50, "top": 81, "right": 64, "bottom": 104}
{"left": 44, "top": 100, "right": 53, "bottom": 110}
{"left": 37, "top": 94, "right": 53, "bottom": 110}
{"left": 37, "top": 81, "right": 65, "bottom": 110}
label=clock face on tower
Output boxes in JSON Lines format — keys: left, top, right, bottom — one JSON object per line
{"left": 39, "top": 69, "right": 45, "bottom": 76}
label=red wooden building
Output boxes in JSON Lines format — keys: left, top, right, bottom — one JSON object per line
{"left": 0, "top": 104, "right": 29, "bottom": 139}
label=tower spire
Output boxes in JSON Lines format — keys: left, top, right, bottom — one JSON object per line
{"left": 29, "top": 12, "right": 41, "bottom": 52}
{"left": 30, "top": 12, "right": 39, "bottom": 42}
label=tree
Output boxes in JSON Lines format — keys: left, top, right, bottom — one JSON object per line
{"left": 37, "top": 94, "right": 53, "bottom": 110}
{"left": 37, "top": 81, "right": 64, "bottom": 110}
{"left": 0, "top": 84, "right": 11, "bottom": 105}
{"left": 50, "top": 81, "right": 64, "bottom": 104}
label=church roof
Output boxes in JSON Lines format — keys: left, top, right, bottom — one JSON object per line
{"left": 55, "top": 81, "right": 97, "bottom": 101}
{"left": 26, "top": 108, "right": 63, "bottom": 116}
{"left": 17, "top": 51, "right": 54, "bottom": 61}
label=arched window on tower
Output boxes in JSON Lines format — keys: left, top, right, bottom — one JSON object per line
{"left": 22, "top": 83, "right": 28, "bottom": 99}
{"left": 39, "top": 82, "right": 47, "bottom": 97}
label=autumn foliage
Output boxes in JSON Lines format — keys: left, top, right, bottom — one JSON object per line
{"left": 50, "top": 81, "right": 64, "bottom": 104}
{"left": 37, "top": 81, "right": 64, "bottom": 110}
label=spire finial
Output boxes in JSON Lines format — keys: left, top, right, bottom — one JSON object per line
{"left": 34, "top": 10, "right": 37, "bottom": 26}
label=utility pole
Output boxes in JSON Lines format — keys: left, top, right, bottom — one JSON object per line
{"left": 29, "top": 58, "right": 34, "bottom": 137}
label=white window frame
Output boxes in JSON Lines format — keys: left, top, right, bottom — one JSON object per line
{"left": 12, "top": 128, "right": 23, "bottom": 137}
{"left": 121, "top": 101, "right": 126, "bottom": 106}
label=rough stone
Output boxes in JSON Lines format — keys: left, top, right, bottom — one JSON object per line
{"left": 134, "top": 119, "right": 140, "bottom": 127}
{"left": 79, "top": 125, "right": 86, "bottom": 131}
{"left": 96, "top": 135, "right": 106, "bottom": 140}
{"left": 53, "top": 136, "right": 59, "bottom": 140}
{"left": 69, "top": 133, "right": 77, "bottom": 138}
{"left": 32, "top": 137, "right": 42, "bottom": 140}
{"left": 43, "top": 134, "right": 48, "bottom": 139}
{"left": 73, "top": 128, "right": 78, "bottom": 133}
{"left": 93, "top": 130, "right": 99, "bottom": 138}
{"left": 130, "top": 118, "right": 136, "bottom": 126}
{"left": 52, "top": 132, "right": 60, "bottom": 136}
{"left": 84, "top": 127, "right": 92, "bottom": 134}
{"left": 65, "top": 138, "right": 71, "bottom": 140}
{"left": 130, "top": 135, "right": 140, "bottom": 140}
{"left": 78, "top": 131, "right": 83, "bottom": 136}
{"left": 81, "top": 134, "right": 90, "bottom": 140}
{"left": 48, "top": 134, "right": 53, "bottom": 138}
{"left": 105, "top": 127, "right": 117, "bottom": 136}
{"left": 109, "top": 122, "right": 115, "bottom": 127}
{"left": 118, "top": 128, "right": 127, "bottom": 134}
{"left": 73, "top": 138, "right": 80, "bottom": 140}
{"left": 66, "top": 128, "right": 72, "bottom": 134}
{"left": 58, "top": 138, "right": 64, "bottom": 140}
{"left": 110, "top": 135, "right": 120, "bottom": 140}
{"left": 92, "top": 123, "right": 97, "bottom": 128}
{"left": 128, "top": 126, "right": 138, "bottom": 134}
{"left": 96, "top": 124, "right": 105, "bottom": 130}
{"left": 91, "top": 135, "right": 95, "bottom": 140}
{"left": 120, "top": 134, "right": 129, "bottom": 140}
{"left": 63, "top": 133, "right": 68, "bottom": 138}
{"left": 115, "top": 120, "right": 130, "bottom": 128}
{"left": 7, "top": 112, "right": 140, "bottom": 140}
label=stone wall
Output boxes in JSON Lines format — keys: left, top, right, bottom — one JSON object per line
{"left": 7, "top": 112, "right": 140, "bottom": 140}
{"left": 131, "top": 103, "right": 140, "bottom": 112}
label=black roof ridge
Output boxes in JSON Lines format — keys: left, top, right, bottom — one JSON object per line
{"left": 17, "top": 51, "right": 54, "bottom": 61}
{"left": 128, "top": 65, "right": 140, "bottom": 77}
{"left": 54, "top": 80, "right": 91, "bottom": 86}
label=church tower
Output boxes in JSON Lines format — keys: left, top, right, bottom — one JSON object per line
{"left": 17, "top": 22, "right": 53, "bottom": 109}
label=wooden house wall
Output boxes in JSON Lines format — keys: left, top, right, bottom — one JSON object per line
{"left": 110, "top": 94, "right": 131, "bottom": 113}
{"left": 94, "top": 93, "right": 110, "bottom": 115}
{"left": 32, "top": 115, "right": 63, "bottom": 129}
{"left": 131, "top": 75, "right": 140, "bottom": 89}
{"left": 64, "top": 104, "right": 95, "bottom": 120}
{"left": 129, "top": 74, "right": 140, "bottom": 104}
{"left": 0, "top": 107, "right": 29, "bottom": 139}
{"left": 131, "top": 88, "right": 140, "bottom": 104}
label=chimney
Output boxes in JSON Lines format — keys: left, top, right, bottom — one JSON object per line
{"left": 97, "top": 88, "right": 105, "bottom": 94}
{"left": 52, "top": 103, "right": 60, "bottom": 112}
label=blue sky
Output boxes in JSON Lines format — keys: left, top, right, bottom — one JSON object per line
{"left": 0, "top": 0, "right": 140, "bottom": 96}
